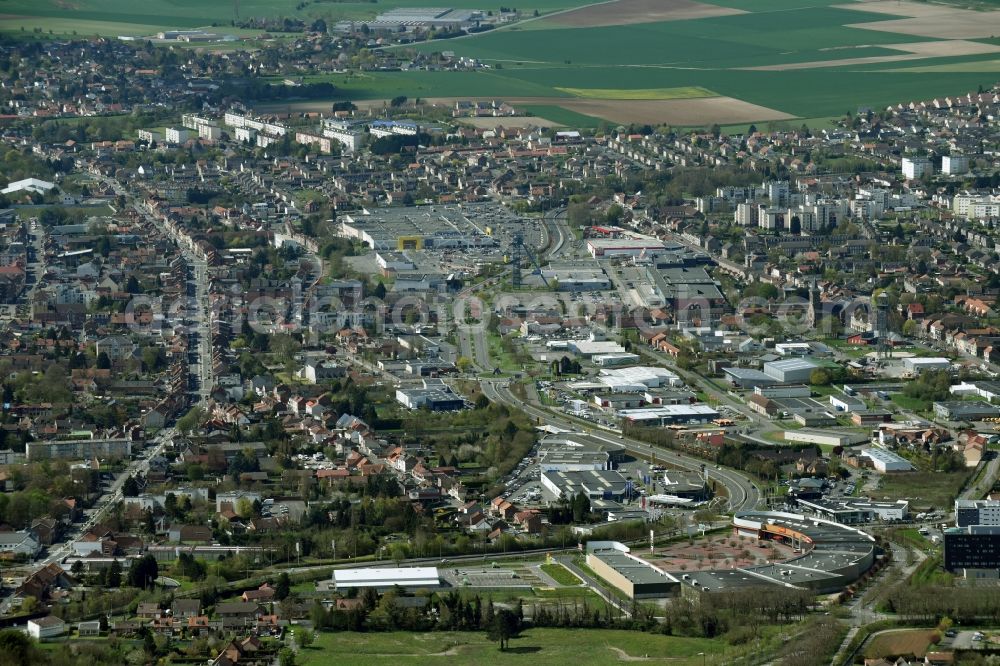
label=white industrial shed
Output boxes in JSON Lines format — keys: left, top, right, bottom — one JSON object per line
{"left": 333, "top": 567, "right": 441, "bottom": 590}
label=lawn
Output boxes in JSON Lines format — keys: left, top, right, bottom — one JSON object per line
{"left": 539, "top": 563, "right": 582, "bottom": 586}
{"left": 890, "top": 393, "right": 931, "bottom": 413}
{"left": 864, "top": 629, "right": 939, "bottom": 660}
{"left": 301, "top": 628, "right": 731, "bottom": 665}
{"left": 877, "top": 469, "right": 973, "bottom": 511}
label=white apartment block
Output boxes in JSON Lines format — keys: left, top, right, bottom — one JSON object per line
{"left": 165, "top": 127, "right": 190, "bottom": 144}
{"left": 902, "top": 156, "right": 932, "bottom": 180}
{"left": 941, "top": 155, "right": 970, "bottom": 176}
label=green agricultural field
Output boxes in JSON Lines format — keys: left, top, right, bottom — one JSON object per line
{"left": 520, "top": 105, "right": 603, "bottom": 127}
{"left": 300, "top": 628, "right": 730, "bottom": 665}
{"left": 556, "top": 87, "right": 716, "bottom": 100}
{"left": 0, "top": 0, "right": 588, "bottom": 36}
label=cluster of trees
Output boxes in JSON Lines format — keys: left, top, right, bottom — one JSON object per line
{"left": 550, "top": 356, "right": 582, "bottom": 376}
{"left": 548, "top": 492, "right": 593, "bottom": 524}
{"left": 883, "top": 584, "right": 1000, "bottom": 622}
{"left": 902, "top": 369, "right": 952, "bottom": 404}
{"left": 369, "top": 132, "right": 433, "bottom": 155}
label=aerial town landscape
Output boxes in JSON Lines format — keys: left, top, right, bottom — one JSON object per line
{"left": 5, "top": 0, "right": 1000, "bottom": 664}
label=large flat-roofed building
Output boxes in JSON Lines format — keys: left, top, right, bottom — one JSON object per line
{"left": 903, "top": 357, "right": 951, "bottom": 374}
{"left": 586, "top": 541, "right": 679, "bottom": 599}
{"left": 540, "top": 261, "right": 611, "bottom": 291}
{"left": 723, "top": 367, "right": 777, "bottom": 389}
{"left": 795, "top": 498, "right": 909, "bottom": 524}
{"left": 541, "top": 469, "right": 628, "bottom": 500}
{"left": 933, "top": 401, "right": 1000, "bottom": 422}
{"left": 955, "top": 499, "right": 1000, "bottom": 527}
{"left": 858, "top": 446, "right": 913, "bottom": 472}
{"left": 618, "top": 404, "right": 719, "bottom": 426}
{"left": 333, "top": 567, "right": 441, "bottom": 591}
{"left": 587, "top": 237, "right": 666, "bottom": 258}
{"left": 320, "top": 118, "right": 365, "bottom": 152}
{"left": 537, "top": 435, "right": 626, "bottom": 472}
{"left": 598, "top": 366, "right": 683, "bottom": 389}
{"left": 27, "top": 438, "right": 133, "bottom": 461}
{"left": 661, "top": 471, "right": 710, "bottom": 501}
{"left": 944, "top": 525, "right": 1000, "bottom": 573}
{"left": 781, "top": 429, "right": 869, "bottom": 448}
{"left": 362, "top": 7, "right": 484, "bottom": 31}
{"left": 762, "top": 358, "right": 819, "bottom": 384}
{"left": 340, "top": 204, "right": 499, "bottom": 251}
{"left": 396, "top": 380, "right": 465, "bottom": 411}
{"left": 676, "top": 511, "right": 877, "bottom": 595}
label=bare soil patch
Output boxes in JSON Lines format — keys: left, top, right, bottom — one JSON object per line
{"left": 741, "top": 54, "right": 925, "bottom": 70}
{"left": 554, "top": 96, "right": 793, "bottom": 125}
{"left": 835, "top": 1, "right": 956, "bottom": 18}
{"left": 886, "top": 39, "right": 1000, "bottom": 56}
{"left": 841, "top": 1, "right": 1000, "bottom": 39}
{"left": 544, "top": 0, "right": 745, "bottom": 28}
{"left": 259, "top": 95, "right": 792, "bottom": 126}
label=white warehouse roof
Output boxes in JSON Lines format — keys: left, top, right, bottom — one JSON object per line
{"left": 333, "top": 567, "right": 441, "bottom": 588}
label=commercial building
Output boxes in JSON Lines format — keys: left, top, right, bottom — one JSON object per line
{"left": 723, "top": 367, "right": 777, "bottom": 389}
{"left": 618, "top": 404, "right": 719, "bottom": 426}
{"left": 762, "top": 358, "right": 820, "bottom": 384}
{"left": 586, "top": 542, "right": 679, "bottom": 599}
{"left": 332, "top": 567, "right": 441, "bottom": 591}
{"left": 593, "top": 352, "right": 641, "bottom": 367}
{"left": 537, "top": 435, "right": 626, "bottom": 472}
{"left": 955, "top": 499, "right": 1000, "bottom": 527}
{"left": 363, "top": 7, "right": 484, "bottom": 31}
{"left": 781, "top": 429, "right": 869, "bottom": 447}
{"left": 829, "top": 394, "right": 867, "bottom": 412}
{"left": 540, "top": 262, "right": 611, "bottom": 291}
{"left": 678, "top": 511, "right": 876, "bottom": 595}
{"left": 26, "top": 438, "right": 133, "bottom": 461}
{"left": 340, "top": 204, "right": 498, "bottom": 251}
{"left": 541, "top": 469, "right": 629, "bottom": 501}
{"left": 944, "top": 525, "right": 1000, "bottom": 574}
{"left": 566, "top": 339, "right": 627, "bottom": 357}
{"left": 586, "top": 237, "right": 666, "bottom": 258}
{"left": 902, "top": 357, "right": 951, "bottom": 374}
{"left": 754, "top": 384, "right": 811, "bottom": 399}
{"left": 598, "top": 366, "right": 683, "bottom": 389}
{"left": 795, "top": 498, "right": 909, "bottom": 524}
{"left": 661, "top": 471, "right": 710, "bottom": 501}
{"left": 933, "top": 401, "right": 1000, "bottom": 421}
{"left": 396, "top": 380, "right": 465, "bottom": 411}
{"left": 858, "top": 447, "right": 913, "bottom": 472}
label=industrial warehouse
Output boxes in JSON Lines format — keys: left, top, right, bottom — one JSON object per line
{"left": 332, "top": 567, "right": 442, "bottom": 591}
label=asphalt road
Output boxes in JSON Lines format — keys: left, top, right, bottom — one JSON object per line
{"left": 481, "top": 380, "right": 761, "bottom": 511}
